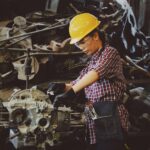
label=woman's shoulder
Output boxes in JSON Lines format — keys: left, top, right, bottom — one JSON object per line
{"left": 105, "top": 44, "right": 119, "bottom": 54}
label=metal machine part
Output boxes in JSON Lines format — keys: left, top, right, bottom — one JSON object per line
{"left": 13, "top": 56, "right": 39, "bottom": 80}
{"left": 13, "top": 16, "right": 27, "bottom": 29}
{"left": 0, "top": 102, "right": 9, "bottom": 127}
{"left": 2, "top": 87, "right": 85, "bottom": 150}
{"left": 0, "top": 27, "right": 10, "bottom": 46}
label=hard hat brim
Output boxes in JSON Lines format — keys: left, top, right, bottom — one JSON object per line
{"left": 70, "top": 38, "right": 80, "bottom": 45}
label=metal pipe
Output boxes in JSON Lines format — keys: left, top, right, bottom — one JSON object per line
{"left": 0, "top": 23, "right": 68, "bottom": 43}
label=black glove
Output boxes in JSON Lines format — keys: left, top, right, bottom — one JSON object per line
{"left": 53, "top": 88, "right": 76, "bottom": 108}
{"left": 47, "top": 82, "right": 66, "bottom": 96}
{"left": 71, "top": 103, "right": 85, "bottom": 112}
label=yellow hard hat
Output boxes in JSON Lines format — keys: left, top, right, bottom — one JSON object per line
{"left": 69, "top": 13, "right": 100, "bottom": 44}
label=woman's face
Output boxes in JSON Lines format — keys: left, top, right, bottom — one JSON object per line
{"left": 75, "top": 32, "right": 102, "bottom": 55}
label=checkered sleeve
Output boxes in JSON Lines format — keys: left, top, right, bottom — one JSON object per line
{"left": 92, "top": 47, "right": 119, "bottom": 79}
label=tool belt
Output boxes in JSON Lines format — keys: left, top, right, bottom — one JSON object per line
{"left": 86, "top": 101, "right": 123, "bottom": 140}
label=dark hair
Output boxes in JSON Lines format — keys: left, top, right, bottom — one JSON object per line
{"left": 87, "top": 28, "right": 106, "bottom": 45}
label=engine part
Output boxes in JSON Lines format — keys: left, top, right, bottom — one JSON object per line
{"left": 2, "top": 86, "right": 85, "bottom": 149}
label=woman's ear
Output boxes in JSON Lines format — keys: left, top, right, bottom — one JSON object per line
{"left": 93, "top": 32, "right": 99, "bottom": 41}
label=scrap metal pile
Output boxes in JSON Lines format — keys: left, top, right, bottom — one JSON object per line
{"left": 0, "top": 0, "right": 150, "bottom": 150}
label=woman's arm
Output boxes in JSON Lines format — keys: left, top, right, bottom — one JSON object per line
{"left": 72, "top": 70, "right": 99, "bottom": 93}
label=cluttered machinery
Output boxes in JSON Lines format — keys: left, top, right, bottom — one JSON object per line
{"left": 0, "top": 86, "right": 86, "bottom": 150}
{"left": 0, "top": 0, "right": 150, "bottom": 150}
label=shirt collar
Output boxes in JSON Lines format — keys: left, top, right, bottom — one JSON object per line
{"left": 90, "top": 46, "right": 105, "bottom": 61}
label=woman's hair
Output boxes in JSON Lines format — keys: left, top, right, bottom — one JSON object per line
{"left": 87, "top": 28, "right": 106, "bottom": 45}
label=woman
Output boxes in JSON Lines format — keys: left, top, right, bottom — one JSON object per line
{"left": 52, "top": 13, "right": 129, "bottom": 150}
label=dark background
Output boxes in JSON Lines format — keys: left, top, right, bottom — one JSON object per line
{"left": 0, "top": 0, "right": 150, "bottom": 36}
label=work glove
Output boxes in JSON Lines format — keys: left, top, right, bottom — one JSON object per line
{"left": 47, "top": 82, "right": 66, "bottom": 96}
{"left": 53, "top": 88, "right": 85, "bottom": 112}
{"left": 53, "top": 88, "right": 76, "bottom": 107}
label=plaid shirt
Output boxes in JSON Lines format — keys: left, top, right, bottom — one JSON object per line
{"left": 72, "top": 45, "right": 129, "bottom": 144}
